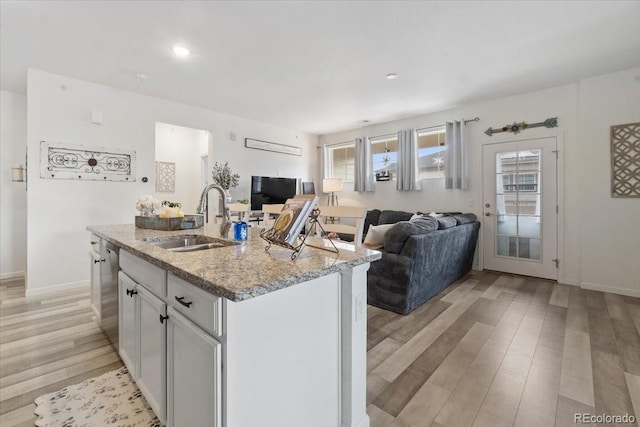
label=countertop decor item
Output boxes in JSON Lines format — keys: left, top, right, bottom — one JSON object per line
{"left": 136, "top": 195, "right": 161, "bottom": 217}
{"left": 135, "top": 214, "right": 204, "bottom": 230}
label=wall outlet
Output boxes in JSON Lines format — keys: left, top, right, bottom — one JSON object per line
{"left": 229, "top": 132, "right": 236, "bottom": 141}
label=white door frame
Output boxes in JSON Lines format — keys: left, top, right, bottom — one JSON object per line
{"left": 480, "top": 129, "right": 566, "bottom": 283}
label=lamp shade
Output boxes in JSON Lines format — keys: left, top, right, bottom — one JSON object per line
{"left": 322, "top": 178, "right": 343, "bottom": 193}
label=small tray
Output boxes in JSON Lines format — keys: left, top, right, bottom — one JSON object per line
{"left": 135, "top": 214, "right": 204, "bottom": 231}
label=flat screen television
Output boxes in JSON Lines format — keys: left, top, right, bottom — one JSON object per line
{"left": 251, "top": 176, "right": 298, "bottom": 211}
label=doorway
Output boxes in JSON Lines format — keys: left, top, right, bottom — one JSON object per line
{"left": 482, "top": 137, "right": 558, "bottom": 280}
{"left": 155, "top": 122, "right": 210, "bottom": 215}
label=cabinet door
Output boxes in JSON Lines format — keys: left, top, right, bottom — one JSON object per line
{"left": 137, "top": 285, "right": 167, "bottom": 424}
{"left": 118, "top": 272, "right": 138, "bottom": 378}
{"left": 167, "top": 307, "right": 221, "bottom": 427}
{"left": 90, "top": 250, "right": 102, "bottom": 322}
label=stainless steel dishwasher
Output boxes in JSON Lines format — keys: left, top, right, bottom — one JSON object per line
{"left": 100, "top": 240, "right": 119, "bottom": 350}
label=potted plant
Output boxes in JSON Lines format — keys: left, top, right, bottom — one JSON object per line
{"left": 211, "top": 161, "right": 240, "bottom": 191}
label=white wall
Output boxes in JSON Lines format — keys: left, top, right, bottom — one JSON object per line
{"left": 155, "top": 122, "right": 209, "bottom": 214}
{"left": 27, "top": 69, "right": 318, "bottom": 293}
{"left": 577, "top": 69, "right": 640, "bottom": 295}
{"left": 319, "top": 67, "right": 640, "bottom": 296}
{"left": 0, "top": 90, "right": 27, "bottom": 279}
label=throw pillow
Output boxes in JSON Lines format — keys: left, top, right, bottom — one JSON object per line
{"left": 428, "top": 212, "right": 444, "bottom": 219}
{"left": 410, "top": 213, "right": 425, "bottom": 221}
{"left": 363, "top": 223, "right": 395, "bottom": 246}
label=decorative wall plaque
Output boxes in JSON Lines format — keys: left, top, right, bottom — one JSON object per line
{"left": 611, "top": 122, "right": 640, "bottom": 198}
{"left": 485, "top": 117, "right": 558, "bottom": 136}
{"left": 156, "top": 161, "right": 176, "bottom": 192}
{"left": 245, "top": 138, "right": 302, "bottom": 156}
{"left": 40, "top": 141, "right": 136, "bottom": 181}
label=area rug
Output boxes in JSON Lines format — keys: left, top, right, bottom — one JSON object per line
{"left": 34, "top": 366, "right": 160, "bottom": 427}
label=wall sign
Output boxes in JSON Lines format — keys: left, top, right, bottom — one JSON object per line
{"left": 245, "top": 138, "right": 302, "bottom": 156}
{"left": 40, "top": 141, "right": 136, "bottom": 181}
{"left": 611, "top": 122, "right": 640, "bottom": 198}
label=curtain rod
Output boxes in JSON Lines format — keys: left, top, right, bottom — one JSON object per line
{"left": 322, "top": 117, "right": 480, "bottom": 147}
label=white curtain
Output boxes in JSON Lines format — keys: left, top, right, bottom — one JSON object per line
{"left": 396, "top": 129, "right": 421, "bottom": 191}
{"left": 354, "top": 137, "right": 375, "bottom": 192}
{"left": 445, "top": 121, "right": 468, "bottom": 190}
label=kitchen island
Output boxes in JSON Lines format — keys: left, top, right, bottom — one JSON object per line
{"left": 87, "top": 223, "right": 380, "bottom": 427}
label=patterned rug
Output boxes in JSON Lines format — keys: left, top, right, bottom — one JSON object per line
{"left": 34, "top": 366, "right": 160, "bottom": 427}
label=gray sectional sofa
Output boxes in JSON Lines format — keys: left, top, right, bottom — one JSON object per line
{"left": 363, "top": 209, "right": 480, "bottom": 314}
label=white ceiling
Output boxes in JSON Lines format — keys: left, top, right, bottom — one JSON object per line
{"left": 2, "top": 1, "right": 639, "bottom": 135}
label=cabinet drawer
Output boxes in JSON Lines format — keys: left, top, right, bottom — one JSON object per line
{"left": 120, "top": 250, "right": 167, "bottom": 298}
{"left": 168, "top": 273, "right": 222, "bottom": 337}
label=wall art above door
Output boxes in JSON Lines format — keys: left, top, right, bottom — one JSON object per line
{"left": 40, "top": 141, "right": 136, "bottom": 181}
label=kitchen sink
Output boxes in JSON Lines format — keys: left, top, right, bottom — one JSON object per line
{"left": 143, "top": 235, "right": 237, "bottom": 252}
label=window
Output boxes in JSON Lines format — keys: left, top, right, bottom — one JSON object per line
{"left": 326, "top": 143, "right": 355, "bottom": 183}
{"left": 371, "top": 136, "right": 397, "bottom": 179}
{"left": 417, "top": 127, "right": 446, "bottom": 179}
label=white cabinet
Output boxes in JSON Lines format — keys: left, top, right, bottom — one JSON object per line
{"left": 118, "top": 271, "right": 139, "bottom": 378}
{"left": 90, "top": 250, "right": 102, "bottom": 322}
{"left": 137, "top": 286, "right": 167, "bottom": 424}
{"left": 166, "top": 307, "right": 221, "bottom": 427}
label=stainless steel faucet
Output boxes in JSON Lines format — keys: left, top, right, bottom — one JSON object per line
{"left": 197, "top": 184, "right": 231, "bottom": 227}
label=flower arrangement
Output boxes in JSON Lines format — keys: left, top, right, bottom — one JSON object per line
{"left": 211, "top": 161, "right": 240, "bottom": 190}
{"left": 136, "top": 195, "right": 161, "bottom": 216}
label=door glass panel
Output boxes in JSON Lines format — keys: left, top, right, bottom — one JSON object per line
{"left": 497, "top": 235, "right": 517, "bottom": 257}
{"left": 518, "top": 238, "right": 541, "bottom": 260}
{"left": 497, "top": 152, "right": 518, "bottom": 174}
{"left": 518, "top": 216, "right": 541, "bottom": 238}
{"left": 495, "top": 149, "right": 543, "bottom": 260}
{"left": 496, "top": 194, "right": 517, "bottom": 215}
{"left": 516, "top": 150, "right": 541, "bottom": 172}
{"left": 497, "top": 215, "right": 518, "bottom": 235}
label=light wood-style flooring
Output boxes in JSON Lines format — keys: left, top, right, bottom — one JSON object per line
{"left": 367, "top": 271, "right": 640, "bottom": 427}
{"left": 1, "top": 272, "right": 639, "bottom": 427}
{"left": 0, "top": 277, "right": 122, "bottom": 426}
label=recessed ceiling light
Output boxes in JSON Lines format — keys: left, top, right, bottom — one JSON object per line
{"left": 386, "top": 73, "right": 398, "bottom": 80}
{"left": 172, "top": 45, "right": 191, "bottom": 58}
{"left": 134, "top": 73, "right": 147, "bottom": 82}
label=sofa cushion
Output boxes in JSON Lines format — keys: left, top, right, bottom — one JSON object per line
{"left": 379, "top": 210, "right": 414, "bottom": 225}
{"left": 384, "top": 216, "right": 439, "bottom": 253}
{"left": 437, "top": 216, "right": 458, "bottom": 229}
{"left": 451, "top": 213, "right": 477, "bottom": 225}
{"left": 363, "top": 223, "right": 395, "bottom": 246}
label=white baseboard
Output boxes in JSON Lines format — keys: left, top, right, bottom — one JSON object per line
{"left": 559, "top": 278, "right": 580, "bottom": 287}
{"left": 580, "top": 281, "right": 640, "bottom": 298}
{"left": 25, "top": 280, "right": 89, "bottom": 297}
{"left": 0, "top": 271, "right": 25, "bottom": 280}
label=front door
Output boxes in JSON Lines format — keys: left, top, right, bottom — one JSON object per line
{"left": 482, "top": 137, "right": 558, "bottom": 280}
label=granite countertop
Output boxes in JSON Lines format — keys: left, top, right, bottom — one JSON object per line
{"left": 87, "top": 223, "right": 381, "bottom": 302}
